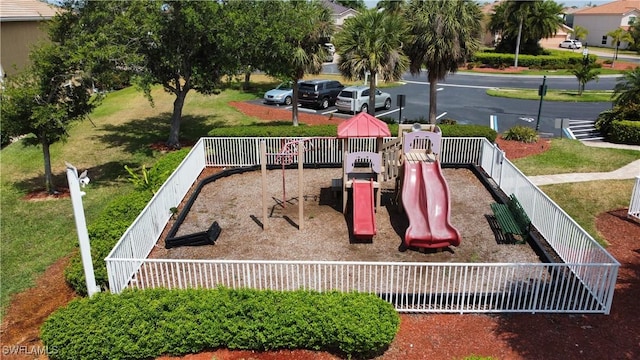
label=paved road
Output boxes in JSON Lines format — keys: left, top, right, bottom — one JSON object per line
{"left": 285, "top": 67, "right": 618, "bottom": 136}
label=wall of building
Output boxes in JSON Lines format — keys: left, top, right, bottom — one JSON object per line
{"left": 1, "top": 20, "right": 49, "bottom": 75}
{"left": 574, "top": 14, "right": 628, "bottom": 49}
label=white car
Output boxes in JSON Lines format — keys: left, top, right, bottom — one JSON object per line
{"left": 335, "top": 86, "right": 392, "bottom": 114}
{"left": 559, "top": 39, "right": 582, "bottom": 49}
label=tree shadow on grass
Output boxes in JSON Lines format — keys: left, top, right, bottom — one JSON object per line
{"left": 96, "top": 113, "right": 222, "bottom": 156}
{"left": 13, "top": 160, "right": 142, "bottom": 195}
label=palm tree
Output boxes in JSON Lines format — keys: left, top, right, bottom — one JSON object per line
{"left": 406, "top": 0, "right": 482, "bottom": 124}
{"left": 570, "top": 62, "right": 600, "bottom": 95}
{"left": 570, "top": 25, "right": 588, "bottom": 42}
{"left": 266, "top": 1, "right": 334, "bottom": 126}
{"left": 613, "top": 67, "right": 640, "bottom": 108}
{"left": 607, "top": 28, "right": 635, "bottom": 66}
{"left": 334, "top": 9, "right": 409, "bottom": 115}
{"left": 490, "top": 0, "right": 563, "bottom": 61}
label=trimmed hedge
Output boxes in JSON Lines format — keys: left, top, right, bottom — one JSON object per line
{"left": 471, "top": 51, "right": 597, "bottom": 69}
{"left": 609, "top": 120, "right": 640, "bottom": 145}
{"left": 64, "top": 149, "right": 190, "bottom": 295}
{"left": 41, "top": 288, "right": 400, "bottom": 360}
{"left": 209, "top": 123, "right": 497, "bottom": 142}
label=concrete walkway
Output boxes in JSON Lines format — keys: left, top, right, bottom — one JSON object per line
{"left": 528, "top": 141, "right": 640, "bottom": 186}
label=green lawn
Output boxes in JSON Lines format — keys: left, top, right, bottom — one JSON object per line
{"left": 487, "top": 88, "right": 614, "bottom": 102}
{"left": 2, "top": 76, "right": 637, "bottom": 318}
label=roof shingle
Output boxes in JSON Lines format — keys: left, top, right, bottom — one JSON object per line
{"left": 1, "top": 0, "right": 58, "bottom": 22}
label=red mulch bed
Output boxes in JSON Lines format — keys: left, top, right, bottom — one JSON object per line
{"left": 3, "top": 102, "right": 639, "bottom": 360}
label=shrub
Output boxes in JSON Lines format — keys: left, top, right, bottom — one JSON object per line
{"left": 503, "top": 125, "right": 539, "bottom": 143}
{"left": 209, "top": 123, "right": 338, "bottom": 137}
{"left": 609, "top": 120, "right": 640, "bottom": 145}
{"left": 41, "top": 288, "right": 400, "bottom": 360}
{"left": 439, "top": 118, "right": 457, "bottom": 125}
{"left": 209, "top": 122, "right": 497, "bottom": 142}
{"left": 64, "top": 150, "right": 189, "bottom": 295}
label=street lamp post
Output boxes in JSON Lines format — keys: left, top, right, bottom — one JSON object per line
{"left": 65, "top": 162, "right": 100, "bottom": 297}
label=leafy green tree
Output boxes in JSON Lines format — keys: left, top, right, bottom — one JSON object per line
{"left": 490, "top": 0, "right": 563, "bottom": 62}
{"left": 263, "top": 1, "right": 334, "bottom": 126}
{"left": 58, "top": 0, "right": 237, "bottom": 149}
{"left": 570, "top": 61, "right": 600, "bottom": 96}
{"left": 607, "top": 27, "right": 634, "bottom": 64}
{"left": 406, "top": 0, "right": 482, "bottom": 124}
{"left": 222, "top": 1, "right": 285, "bottom": 90}
{"left": 1, "top": 44, "right": 98, "bottom": 193}
{"left": 334, "top": 9, "right": 409, "bottom": 115}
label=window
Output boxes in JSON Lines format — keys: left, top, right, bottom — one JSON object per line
{"left": 629, "top": 16, "right": 636, "bottom": 25}
{"left": 602, "top": 35, "right": 607, "bottom": 45}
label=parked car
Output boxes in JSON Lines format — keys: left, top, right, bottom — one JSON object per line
{"left": 263, "top": 81, "right": 295, "bottom": 106}
{"left": 298, "top": 79, "right": 344, "bottom": 109}
{"left": 559, "top": 39, "right": 582, "bottom": 49}
{"left": 323, "top": 43, "right": 335, "bottom": 62}
{"left": 335, "top": 86, "right": 392, "bottom": 114}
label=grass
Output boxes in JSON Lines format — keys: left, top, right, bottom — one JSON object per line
{"left": 1, "top": 74, "right": 637, "bottom": 318}
{"left": 540, "top": 180, "right": 635, "bottom": 245}
{"left": 461, "top": 67, "right": 625, "bottom": 76}
{"left": 486, "top": 88, "right": 614, "bottom": 102}
{"left": 511, "top": 139, "right": 640, "bottom": 176}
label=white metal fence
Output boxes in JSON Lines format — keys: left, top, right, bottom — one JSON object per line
{"left": 629, "top": 176, "right": 640, "bottom": 221}
{"left": 105, "top": 137, "right": 619, "bottom": 314}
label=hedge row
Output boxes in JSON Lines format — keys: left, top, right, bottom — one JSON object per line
{"left": 471, "top": 51, "right": 597, "bottom": 69}
{"left": 209, "top": 123, "right": 497, "bottom": 142}
{"left": 609, "top": 120, "right": 640, "bottom": 145}
{"left": 41, "top": 288, "right": 400, "bottom": 360}
{"left": 64, "top": 149, "right": 190, "bottom": 295}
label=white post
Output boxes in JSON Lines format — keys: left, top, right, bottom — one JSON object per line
{"left": 65, "top": 163, "right": 100, "bottom": 297}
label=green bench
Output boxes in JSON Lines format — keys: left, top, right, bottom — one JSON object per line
{"left": 490, "top": 194, "right": 531, "bottom": 244}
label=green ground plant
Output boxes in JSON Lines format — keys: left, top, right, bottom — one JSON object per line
{"left": 487, "top": 88, "right": 613, "bottom": 102}
{"left": 41, "top": 288, "right": 399, "bottom": 360}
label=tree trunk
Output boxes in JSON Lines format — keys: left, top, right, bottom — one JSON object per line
{"left": 514, "top": 17, "right": 523, "bottom": 68}
{"left": 167, "top": 89, "right": 188, "bottom": 149}
{"left": 428, "top": 76, "right": 438, "bottom": 124}
{"left": 243, "top": 70, "right": 251, "bottom": 91}
{"left": 40, "top": 136, "right": 55, "bottom": 194}
{"left": 292, "top": 81, "right": 300, "bottom": 127}
{"left": 368, "top": 70, "right": 376, "bottom": 116}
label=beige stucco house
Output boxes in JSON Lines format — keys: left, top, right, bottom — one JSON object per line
{"left": 1, "top": 0, "right": 59, "bottom": 76}
{"left": 573, "top": 0, "right": 639, "bottom": 49}
{"left": 321, "top": 0, "right": 358, "bottom": 28}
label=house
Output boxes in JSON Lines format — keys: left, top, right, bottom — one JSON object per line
{"left": 321, "top": 0, "right": 358, "bottom": 28}
{"left": 0, "top": 0, "right": 59, "bottom": 76}
{"left": 573, "top": 0, "right": 640, "bottom": 49}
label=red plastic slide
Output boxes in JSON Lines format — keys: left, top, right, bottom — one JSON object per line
{"left": 402, "top": 161, "right": 461, "bottom": 249}
{"left": 352, "top": 179, "right": 376, "bottom": 239}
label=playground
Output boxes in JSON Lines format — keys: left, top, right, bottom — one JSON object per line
{"left": 150, "top": 115, "right": 541, "bottom": 264}
{"left": 150, "top": 166, "right": 541, "bottom": 264}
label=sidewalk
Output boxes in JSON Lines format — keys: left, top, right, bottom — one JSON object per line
{"left": 528, "top": 141, "right": 640, "bottom": 186}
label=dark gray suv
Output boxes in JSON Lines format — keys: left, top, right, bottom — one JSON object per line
{"left": 298, "top": 79, "right": 344, "bottom": 109}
